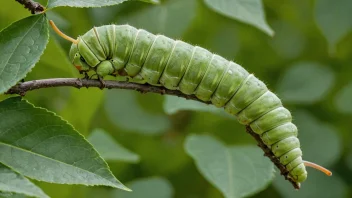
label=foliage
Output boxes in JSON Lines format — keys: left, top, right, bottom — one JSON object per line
{"left": 0, "top": 15, "right": 48, "bottom": 93}
{"left": 185, "top": 135, "right": 274, "bottom": 198}
{"left": 0, "top": 97, "right": 128, "bottom": 190}
{"left": 0, "top": 0, "right": 351, "bottom": 197}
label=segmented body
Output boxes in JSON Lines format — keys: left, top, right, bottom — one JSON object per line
{"left": 69, "top": 25, "right": 307, "bottom": 183}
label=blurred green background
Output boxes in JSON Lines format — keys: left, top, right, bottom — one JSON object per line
{"left": 1, "top": 0, "right": 351, "bottom": 197}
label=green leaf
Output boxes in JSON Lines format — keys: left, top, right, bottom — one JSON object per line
{"left": 315, "top": 0, "right": 352, "bottom": 49}
{"left": 47, "top": 0, "right": 157, "bottom": 9}
{"left": 185, "top": 134, "right": 274, "bottom": 198}
{"left": 0, "top": 97, "right": 129, "bottom": 191}
{"left": 87, "top": 129, "right": 140, "bottom": 163}
{"left": 163, "top": 95, "right": 233, "bottom": 119}
{"left": 293, "top": 110, "right": 341, "bottom": 166}
{"left": 203, "top": 0, "right": 274, "bottom": 36}
{"left": 273, "top": 171, "right": 347, "bottom": 198}
{"left": 113, "top": 177, "right": 174, "bottom": 198}
{"left": 334, "top": 81, "right": 352, "bottom": 114}
{"left": 276, "top": 62, "right": 335, "bottom": 103}
{"left": 0, "top": 15, "right": 49, "bottom": 94}
{"left": 105, "top": 90, "right": 170, "bottom": 135}
{"left": 0, "top": 164, "right": 48, "bottom": 198}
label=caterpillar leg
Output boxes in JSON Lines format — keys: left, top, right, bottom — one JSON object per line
{"left": 79, "top": 71, "right": 89, "bottom": 79}
{"left": 76, "top": 72, "right": 89, "bottom": 88}
{"left": 81, "top": 74, "right": 105, "bottom": 88}
{"left": 95, "top": 60, "right": 115, "bottom": 89}
{"left": 97, "top": 76, "right": 106, "bottom": 89}
{"left": 128, "top": 73, "right": 163, "bottom": 86}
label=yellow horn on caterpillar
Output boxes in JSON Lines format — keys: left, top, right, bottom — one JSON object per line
{"left": 49, "top": 20, "right": 78, "bottom": 44}
{"left": 303, "top": 160, "right": 332, "bottom": 176}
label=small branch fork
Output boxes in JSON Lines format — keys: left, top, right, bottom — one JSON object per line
{"left": 5, "top": 78, "right": 300, "bottom": 189}
{"left": 15, "top": 0, "right": 45, "bottom": 14}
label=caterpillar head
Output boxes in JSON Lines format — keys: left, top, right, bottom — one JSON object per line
{"left": 69, "top": 44, "right": 91, "bottom": 73}
{"left": 50, "top": 20, "right": 113, "bottom": 77}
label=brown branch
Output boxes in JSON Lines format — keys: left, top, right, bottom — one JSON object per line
{"left": 6, "top": 78, "right": 300, "bottom": 189}
{"left": 15, "top": 0, "right": 45, "bottom": 14}
{"left": 5, "top": 78, "right": 212, "bottom": 103}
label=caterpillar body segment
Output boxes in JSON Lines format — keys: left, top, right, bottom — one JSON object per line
{"left": 139, "top": 35, "right": 173, "bottom": 84}
{"left": 211, "top": 62, "right": 249, "bottom": 107}
{"left": 178, "top": 47, "right": 213, "bottom": 95}
{"left": 236, "top": 91, "right": 282, "bottom": 125}
{"left": 250, "top": 107, "right": 293, "bottom": 134}
{"left": 50, "top": 20, "right": 332, "bottom": 186}
{"left": 160, "top": 40, "right": 194, "bottom": 90}
{"left": 125, "top": 29, "right": 155, "bottom": 77}
{"left": 194, "top": 54, "right": 229, "bottom": 101}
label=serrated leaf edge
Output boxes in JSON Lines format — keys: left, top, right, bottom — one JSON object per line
{"left": 0, "top": 97, "right": 131, "bottom": 191}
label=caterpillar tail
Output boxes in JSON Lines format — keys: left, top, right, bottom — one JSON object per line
{"left": 303, "top": 161, "right": 332, "bottom": 176}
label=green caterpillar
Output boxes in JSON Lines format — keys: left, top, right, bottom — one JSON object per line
{"left": 50, "top": 20, "right": 331, "bottom": 186}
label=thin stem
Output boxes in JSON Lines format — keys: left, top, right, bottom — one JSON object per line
{"left": 5, "top": 78, "right": 300, "bottom": 189}
{"left": 15, "top": 0, "right": 45, "bottom": 14}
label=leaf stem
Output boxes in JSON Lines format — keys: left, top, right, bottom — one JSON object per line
{"left": 5, "top": 78, "right": 300, "bottom": 189}
{"left": 15, "top": 0, "right": 45, "bottom": 14}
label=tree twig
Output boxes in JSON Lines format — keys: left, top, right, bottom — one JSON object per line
{"left": 5, "top": 78, "right": 300, "bottom": 189}
{"left": 15, "top": 0, "right": 45, "bottom": 14}
{"left": 5, "top": 78, "right": 211, "bottom": 103}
